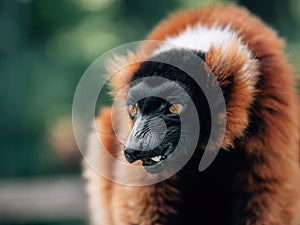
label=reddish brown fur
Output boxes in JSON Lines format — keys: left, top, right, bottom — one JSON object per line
{"left": 84, "top": 4, "right": 300, "bottom": 225}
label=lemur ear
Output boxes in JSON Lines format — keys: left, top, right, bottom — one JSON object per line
{"left": 193, "top": 50, "right": 234, "bottom": 98}
{"left": 106, "top": 52, "right": 143, "bottom": 98}
{"left": 204, "top": 40, "right": 260, "bottom": 149}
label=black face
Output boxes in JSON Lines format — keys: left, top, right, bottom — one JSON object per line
{"left": 124, "top": 49, "right": 214, "bottom": 174}
{"left": 124, "top": 80, "right": 188, "bottom": 174}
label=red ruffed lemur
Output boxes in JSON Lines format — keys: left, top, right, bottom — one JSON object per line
{"left": 83, "top": 3, "right": 300, "bottom": 225}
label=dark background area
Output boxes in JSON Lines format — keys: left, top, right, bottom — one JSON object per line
{"left": 0, "top": 0, "right": 299, "bottom": 224}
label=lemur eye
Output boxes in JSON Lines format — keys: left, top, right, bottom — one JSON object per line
{"left": 128, "top": 104, "right": 137, "bottom": 116}
{"left": 169, "top": 103, "right": 183, "bottom": 114}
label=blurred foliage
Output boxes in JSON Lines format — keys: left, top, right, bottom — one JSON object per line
{"left": 0, "top": 0, "right": 300, "bottom": 188}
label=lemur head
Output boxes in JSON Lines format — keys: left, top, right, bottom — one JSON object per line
{"left": 123, "top": 49, "right": 211, "bottom": 173}
{"left": 113, "top": 40, "right": 259, "bottom": 174}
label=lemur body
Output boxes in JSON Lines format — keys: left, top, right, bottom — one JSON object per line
{"left": 83, "top": 4, "right": 300, "bottom": 225}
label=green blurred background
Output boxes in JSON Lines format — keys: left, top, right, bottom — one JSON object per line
{"left": 0, "top": 0, "right": 299, "bottom": 224}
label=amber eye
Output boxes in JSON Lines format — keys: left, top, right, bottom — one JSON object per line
{"left": 128, "top": 104, "right": 137, "bottom": 116}
{"left": 169, "top": 103, "right": 184, "bottom": 114}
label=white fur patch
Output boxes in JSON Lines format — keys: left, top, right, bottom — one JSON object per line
{"left": 152, "top": 24, "right": 257, "bottom": 90}
{"left": 153, "top": 25, "right": 240, "bottom": 54}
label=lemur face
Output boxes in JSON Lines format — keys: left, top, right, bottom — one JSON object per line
{"left": 124, "top": 80, "right": 187, "bottom": 174}
{"left": 124, "top": 49, "right": 213, "bottom": 174}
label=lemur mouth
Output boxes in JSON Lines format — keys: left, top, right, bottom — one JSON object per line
{"left": 142, "top": 155, "right": 165, "bottom": 166}
{"left": 142, "top": 146, "right": 173, "bottom": 174}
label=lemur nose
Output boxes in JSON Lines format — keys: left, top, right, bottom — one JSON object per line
{"left": 124, "top": 134, "right": 145, "bottom": 163}
{"left": 124, "top": 147, "right": 143, "bottom": 163}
